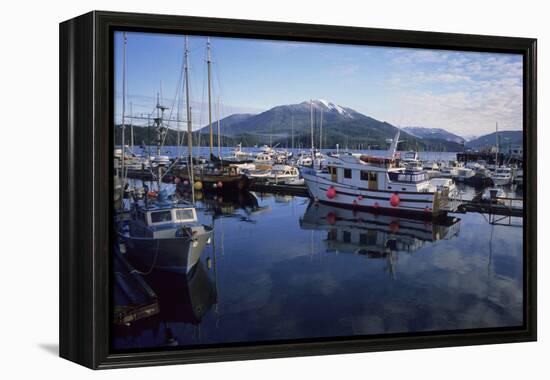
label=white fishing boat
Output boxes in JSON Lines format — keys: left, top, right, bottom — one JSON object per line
{"left": 453, "top": 166, "right": 475, "bottom": 182}
{"left": 246, "top": 164, "right": 301, "bottom": 184}
{"left": 222, "top": 143, "right": 254, "bottom": 163}
{"left": 301, "top": 131, "right": 457, "bottom": 218}
{"left": 491, "top": 166, "right": 514, "bottom": 186}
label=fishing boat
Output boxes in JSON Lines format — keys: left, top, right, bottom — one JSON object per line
{"left": 491, "top": 166, "right": 514, "bottom": 186}
{"left": 175, "top": 163, "right": 251, "bottom": 192}
{"left": 301, "top": 131, "right": 457, "bottom": 218}
{"left": 246, "top": 164, "right": 300, "bottom": 184}
{"left": 119, "top": 193, "right": 214, "bottom": 274}
{"left": 221, "top": 143, "right": 255, "bottom": 164}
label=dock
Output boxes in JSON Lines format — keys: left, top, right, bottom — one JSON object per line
{"left": 455, "top": 198, "right": 523, "bottom": 217}
{"left": 114, "top": 248, "right": 159, "bottom": 325}
{"left": 250, "top": 182, "right": 310, "bottom": 197}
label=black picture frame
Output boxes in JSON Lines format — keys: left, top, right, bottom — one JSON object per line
{"left": 59, "top": 10, "right": 537, "bottom": 369}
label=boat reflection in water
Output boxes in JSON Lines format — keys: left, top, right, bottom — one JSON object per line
{"left": 113, "top": 259, "right": 217, "bottom": 349}
{"left": 300, "top": 202, "right": 461, "bottom": 277}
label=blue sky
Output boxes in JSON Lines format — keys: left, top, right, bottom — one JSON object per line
{"left": 114, "top": 31, "right": 523, "bottom": 138}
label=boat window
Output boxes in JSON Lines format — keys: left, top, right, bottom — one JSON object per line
{"left": 343, "top": 231, "right": 351, "bottom": 243}
{"left": 360, "top": 171, "right": 368, "bottom": 181}
{"left": 344, "top": 168, "right": 352, "bottom": 179}
{"left": 150, "top": 210, "right": 173, "bottom": 224}
{"left": 176, "top": 209, "right": 195, "bottom": 221}
{"left": 137, "top": 210, "right": 147, "bottom": 223}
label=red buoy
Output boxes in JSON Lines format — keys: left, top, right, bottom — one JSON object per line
{"left": 390, "top": 192, "right": 400, "bottom": 207}
{"left": 326, "top": 186, "right": 336, "bottom": 199}
{"left": 358, "top": 195, "right": 364, "bottom": 201}
{"left": 327, "top": 211, "right": 336, "bottom": 225}
{"left": 217, "top": 181, "right": 223, "bottom": 188}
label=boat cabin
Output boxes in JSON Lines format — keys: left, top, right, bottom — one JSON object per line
{"left": 130, "top": 205, "right": 200, "bottom": 239}
{"left": 324, "top": 155, "right": 432, "bottom": 192}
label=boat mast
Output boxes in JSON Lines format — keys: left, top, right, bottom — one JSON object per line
{"left": 217, "top": 96, "right": 221, "bottom": 158}
{"left": 495, "top": 122, "right": 499, "bottom": 167}
{"left": 120, "top": 32, "right": 127, "bottom": 203}
{"left": 310, "top": 100, "right": 314, "bottom": 163}
{"left": 319, "top": 107, "right": 323, "bottom": 152}
{"left": 184, "top": 36, "right": 195, "bottom": 203}
{"left": 129, "top": 102, "right": 134, "bottom": 153}
{"left": 291, "top": 114, "right": 294, "bottom": 151}
{"left": 207, "top": 38, "right": 214, "bottom": 157}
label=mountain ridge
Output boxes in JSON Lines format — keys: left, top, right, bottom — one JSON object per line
{"left": 198, "top": 100, "right": 464, "bottom": 151}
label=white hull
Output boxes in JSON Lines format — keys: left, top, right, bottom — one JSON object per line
{"left": 492, "top": 177, "right": 512, "bottom": 186}
{"left": 302, "top": 170, "right": 441, "bottom": 215}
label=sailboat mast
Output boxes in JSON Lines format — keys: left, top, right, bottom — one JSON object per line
{"left": 495, "top": 122, "right": 499, "bottom": 166}
{"left": 291, "top": 114, "right": 294, "bottom": 151}
{"left": 217, "top": 96, "right": 221, "bottom": 158}
{"left": 129, "top": 102, "right": 134, "bottom": 153}
{"left": 120, "top": 32, "right": 127, "bottom": 203}
{"left": 319, "top": 107, "right": 323, "bottom": 151}
{"left": 207, "top": 38, "right": 214, "bottom": 157}
{"left": 310, "top": 100, "right": 314, "bottom": 162}
{"left": 184, "top": 36, "right": 195, "bottom": 203}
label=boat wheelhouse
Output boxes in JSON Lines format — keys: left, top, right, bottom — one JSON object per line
{"left": 491, "top": 166, "right": 514, "bottom": 186}
{"left": 301, "top": 152, "right": 457, "bottom": 218}
{"left": 119, "top": 200, "right": 213, "bottom": 273}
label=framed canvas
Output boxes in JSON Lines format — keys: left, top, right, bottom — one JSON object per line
{"left": 59, "top": 11, "right": 537, "bottom": 369}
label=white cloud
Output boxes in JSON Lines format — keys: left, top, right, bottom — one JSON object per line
{"left": 383, "top": 49, "right": 523, "bottom": 136}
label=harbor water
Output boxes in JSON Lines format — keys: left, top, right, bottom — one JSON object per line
{"left": 113, "top": 184, "right": 524, "bottom": 351}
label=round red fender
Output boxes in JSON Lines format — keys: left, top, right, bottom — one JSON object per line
{"left": 326, "top": 186, "right": 337, "bottom": 199}
{"left": 390, "top": 192, "right": 400, "bottom": 207}
{"left": 357, "top": 195, "right": 364, "bottom": 201}
{"left": 174, "top": 176, "right": 181, "bottom": 184}
{"left": 217, "top": 181, "right": 223, "bottom": 188}
{"left": 327, "top": 211, "right": 336, "bottom": 225}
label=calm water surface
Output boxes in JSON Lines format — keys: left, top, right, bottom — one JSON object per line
{"left": 113, "top": 186, "right": 523, "bottom": 350}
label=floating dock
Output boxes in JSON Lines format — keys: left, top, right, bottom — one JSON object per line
{"left": 250, "top": 182, "right": 310, "bottom": 197}
{"left": 114, "top": 248, "right": 159, "bottom": 325}
{"left": 455, "top": 198, "right": 523, "bottom": 217}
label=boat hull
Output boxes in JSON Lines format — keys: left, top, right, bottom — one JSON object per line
{"left": 301, "top": 169, "right": 446, "bottom": 218}
{"left": 120, "top": 227, "right": 213, "bottom": 273}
